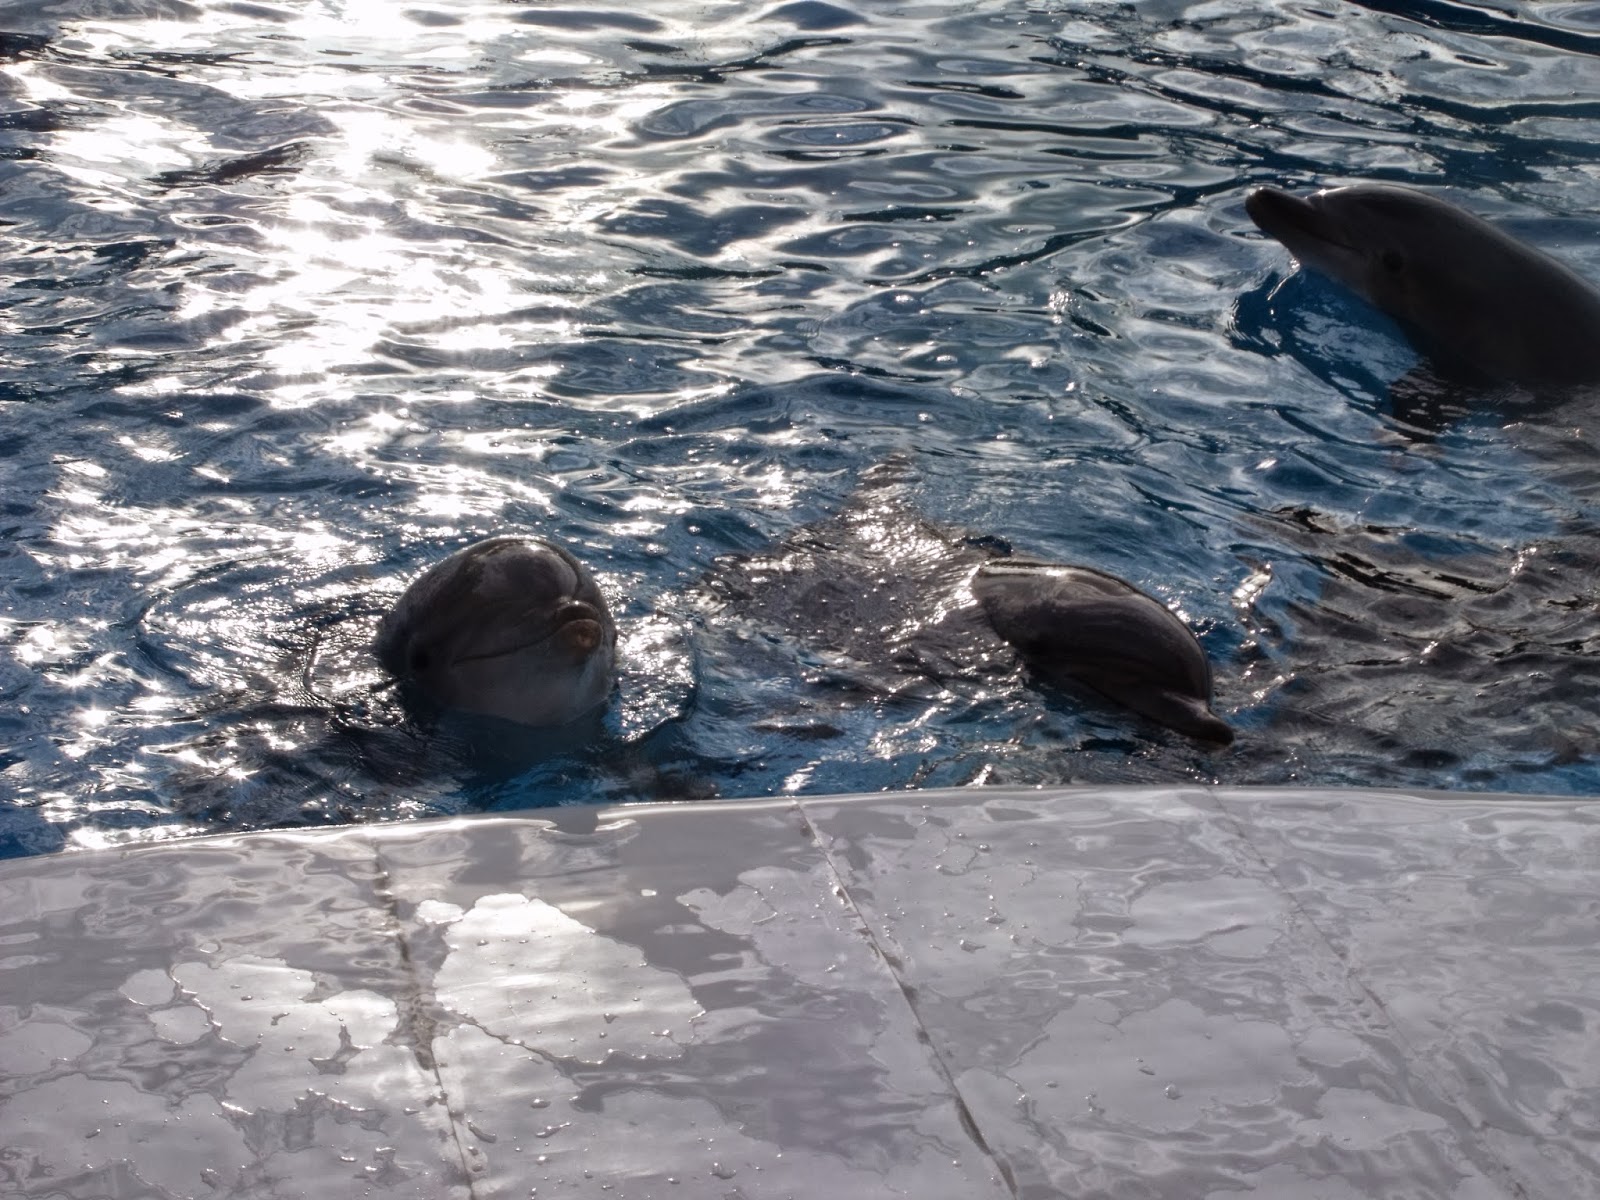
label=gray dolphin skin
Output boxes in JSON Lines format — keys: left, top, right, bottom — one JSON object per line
{"left": 375, "top": 536, "right": 617, "bottom": 727}
{"left": 972, "top": 561, "right": 1232, "bottom": 745}
{"left": 1245, "top": 182, "right": 1600, "bottom": 387}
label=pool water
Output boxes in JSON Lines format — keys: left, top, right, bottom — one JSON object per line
{"left": 3, "top": 0, "right": 1600, "bottom": 855}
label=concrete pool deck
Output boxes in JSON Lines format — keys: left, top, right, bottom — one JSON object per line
{"left": 1, "top": 785, "right": 1596, "bottom": 1198}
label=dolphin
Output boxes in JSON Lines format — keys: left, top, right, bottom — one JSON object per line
{"left": 699, "top": 461, "right": 1232, "bottom": 745}
{"left": 972, "top": 560, "right": 1232, "bottom": 745}
{"left": 374, "top": 535, "right": 617, "bottom": 727}
{"left": 1245, "top": 182, "right": 1600, "bottom": 389}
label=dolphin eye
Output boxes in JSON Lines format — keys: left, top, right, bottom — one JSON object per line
{"left": 409, "top": 645, "right": 432, "bottom": 673}
{"left": 1380, "top": 248, "right": 1405, "bottom": 273}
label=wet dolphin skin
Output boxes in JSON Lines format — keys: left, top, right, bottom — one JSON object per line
{"left": 375, "top": 536, "right": 617, "bottom": 727}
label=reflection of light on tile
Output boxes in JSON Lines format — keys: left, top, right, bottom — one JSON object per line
{"left": 433, "top": 893, "right": 701, "bottom": 1062}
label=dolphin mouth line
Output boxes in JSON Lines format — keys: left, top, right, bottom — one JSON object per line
{"left": 447, "top": 601, "right": 604, "bottom": 666}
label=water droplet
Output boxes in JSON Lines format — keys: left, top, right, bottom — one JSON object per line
{"left": 529, "top": 1098, "right": 550, "bottom": 1109}
{"left": 710, "top": 1162, "right": 737, "bottom": 1180}
{"left": 1164, "top": 1085, "right": 1182, "bottom": 1100}
{"left": 603, "top": 1012, "right": 617, "bottom": 1023}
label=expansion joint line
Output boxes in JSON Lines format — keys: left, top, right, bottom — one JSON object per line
{"left": 1195, "top": 787, "right": 1536, "bottom": 1200}
{"left": 367, "top": 837, "right": 487, "bottom": 1200}
{"left": 796, "top": 800, "right": 1023, "bottom": 1200}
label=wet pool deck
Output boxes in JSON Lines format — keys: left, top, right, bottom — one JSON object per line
{"left": 1, "top": 785, "right": 1596, "bottom": 1199}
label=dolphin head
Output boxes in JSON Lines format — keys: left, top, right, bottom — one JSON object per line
{"left": 375, "top": 536, "right": 617, "bottom": 727}
{"left": 1246, "top": 182, "right": 1600, "bottom": 386}
{"left": 972, "top": 561, "right": 1232, "bottom": 745}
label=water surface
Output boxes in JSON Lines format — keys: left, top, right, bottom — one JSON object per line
{"left": 3, "top": 0, "right": 1600, "bottom": 854}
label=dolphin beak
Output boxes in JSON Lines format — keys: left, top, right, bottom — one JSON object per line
{"left": 1245, "top": 186, "right": 1321, "bottom": 244}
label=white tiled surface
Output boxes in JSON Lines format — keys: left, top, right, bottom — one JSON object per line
{"left": 1, "top": 787, "right": 1596, "bottom": 1199}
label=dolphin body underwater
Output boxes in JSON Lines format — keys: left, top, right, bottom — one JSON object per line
{"left": 1246, "top": 182, "right": 1600, "bottom": 390}
{"left": 379, "top": 477, "right": 1232, "bottom": 746}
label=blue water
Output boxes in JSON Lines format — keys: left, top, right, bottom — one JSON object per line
{"left": 3, "top": 0, "right": 1600, "bottom": 855}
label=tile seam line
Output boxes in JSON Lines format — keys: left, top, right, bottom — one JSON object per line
{"left": 364, "top": 830, "right": 483, "bottom": 1200}
{"left": 1194, "top": 785, "right": 1536, "bottom": 1200}
{"left": 796, "top": 795, "right": 1022, "bottom": 1200}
